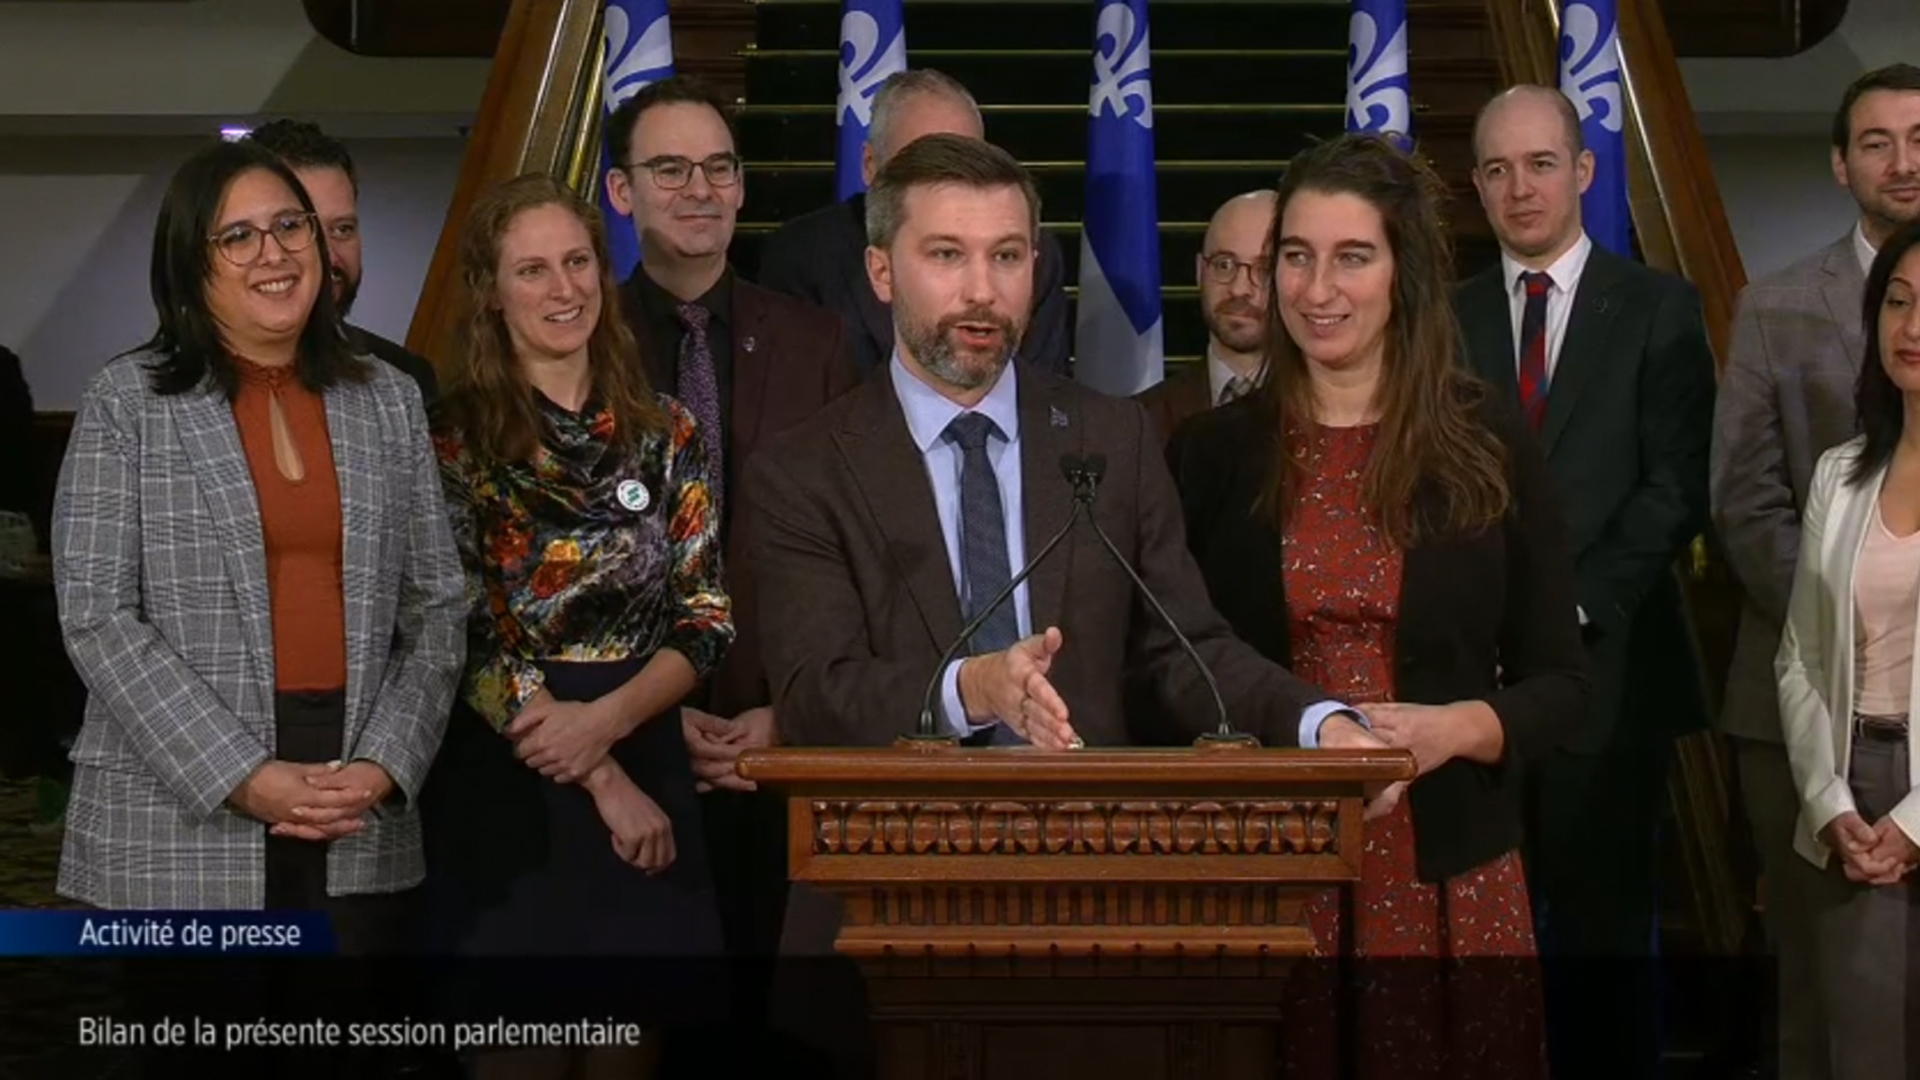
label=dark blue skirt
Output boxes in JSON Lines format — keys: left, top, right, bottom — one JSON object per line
{"left": 420, "top": 658, "right": 723, "bottom": 959}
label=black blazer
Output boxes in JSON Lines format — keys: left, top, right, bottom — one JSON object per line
{"left": 0, "top": 345, "right": 35, "bottom": 520}
{"left": 1454, "top": 244, "right": 1715, "bottom": 748}
{"left": 1166, "top": 385, "right": 1591, "bottom": 882}
{"left": 754, "top": 193, "right": 1072, "bottom": 380}
{"left": 348, "top": 323, "right": 439, "bottom": 406}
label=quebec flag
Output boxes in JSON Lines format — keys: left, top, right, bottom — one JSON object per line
{"left": 1559, "top": 0, "right": 1631, "bottom": 256}
{"left": 1075, "top": 0, "right": 1162, "bottom": 396}
{"left": 836, "top": 0, "right": 907, "bottom": 200}
{"left": 600, "top": 0, "right": 676, "bottom": 282}
{"left": 1346, "top": 0, "right": 1412, "bottom": 147}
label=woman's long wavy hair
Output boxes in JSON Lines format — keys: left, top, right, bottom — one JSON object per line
{"left": 1258, "top": 134, "right": 1510, "bottom": 547}
{"left": 442, "top": 172, "right": 663, "bottom": 464}
{"left": 1849, "top": 219, "right": 1920, "bottom": 487}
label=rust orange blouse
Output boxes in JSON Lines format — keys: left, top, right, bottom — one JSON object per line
{"left": 231, "top": 358, "right": 346, "bottom": 692}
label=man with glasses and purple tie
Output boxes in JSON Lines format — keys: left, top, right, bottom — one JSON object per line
{"left": 1138, "top": 190, "right": 1275, "bottom": 444}
{"left": 603, "top": 73, "right": 859, "bottom": 1069}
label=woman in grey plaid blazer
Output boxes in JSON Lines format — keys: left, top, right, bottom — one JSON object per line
{"left": 50, "top": 138, "right": 466, "bottom": 940}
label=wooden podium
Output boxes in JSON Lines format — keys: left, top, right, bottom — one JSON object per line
{"left": 737, "top": 740, "right": 1414, "bottom": 1080}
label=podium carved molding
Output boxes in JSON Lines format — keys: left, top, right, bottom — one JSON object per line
{"left": 851, "top": 883, "right": 1306, "bottom": 929}
{"left": 742, "top": 747, "right": 1413, "bottom": 1077}
{"left": 809, "top": 799, "right": 1341, "bottom": 857}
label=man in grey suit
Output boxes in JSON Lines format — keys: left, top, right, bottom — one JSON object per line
{"left": 1711, "top": 62, "right": 1920, "bottom": 1080}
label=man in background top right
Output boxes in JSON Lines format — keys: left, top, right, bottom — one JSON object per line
{"left": 1712, "top": 62, "right": 1920, "bottom": 1080}
{"left": 1454, "top": 83, "right": 1717, "bottom": 1076}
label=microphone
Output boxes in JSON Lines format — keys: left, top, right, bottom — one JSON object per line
{"left": 909, "top": 465, "right": 1088, "bottom": 741}
{"left": 1067, "top": 454, "right": 1252, "bottom": 746}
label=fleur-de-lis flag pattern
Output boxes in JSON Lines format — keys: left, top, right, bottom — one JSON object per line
{"left": 1559, "top": 0, "right": 1632, "bottom": 256}
{"left": 835, "top": 0, "right": 907, "bottom": 201}
{"left": 1075, "top": 0, "right": 1164, "bottom": 396}
{"left": 1346, "top": 0, "right": 1412, "bottom": 148}
{"left": 599, "top": 0, "right": 676, "bottom": 282}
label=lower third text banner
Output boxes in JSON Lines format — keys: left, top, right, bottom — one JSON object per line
{"left": 0, "top": 910, "right": 334, "bottom": 956}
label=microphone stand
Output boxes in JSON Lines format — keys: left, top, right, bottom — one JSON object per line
{"left": 906, "top": 499, "right": 1087, "bottom": 743}
{"left": 1076, "top": 500, "right": 1257, "bottom": 748}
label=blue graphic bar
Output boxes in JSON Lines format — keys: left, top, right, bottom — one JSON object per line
{"left": 0, "top": 910, "right": 336, "bottom": 956}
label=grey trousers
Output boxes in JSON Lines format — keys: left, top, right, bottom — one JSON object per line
{"left": 1807, "top": 731, "right": 1918, "bottom": 1080}
{"left": 1738, "top": 735, "right": 1834, "bottom": 1080}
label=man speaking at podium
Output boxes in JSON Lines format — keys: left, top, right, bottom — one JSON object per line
{"left": 743, "top": 134, "right": 1391, "bottom": 760}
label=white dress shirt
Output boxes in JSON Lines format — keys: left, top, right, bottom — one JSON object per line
{"left": 1501, "top": 231, "right": 1594, "bottom": 383}
{"left": 1855, "top": 220, "right": 1879, "bottom": 277}
{"left": 1503, "top": 232, "right": 1593, "bottom": 625}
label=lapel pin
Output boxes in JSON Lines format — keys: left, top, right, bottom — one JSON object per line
{"left": 1049, "top": 406, "right": 1068, "bottom": 428}
{"left": 741, "top": 336, "right": 757, "bottom": 353}
{"left": 616, "top": 479, "right": 651, "bottom": 513}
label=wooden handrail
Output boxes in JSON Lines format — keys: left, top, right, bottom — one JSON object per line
{"left": 404, "top": 0, "right": 605, "bottom": 368}
{"left": 1483, "top": 0, "right": 1559, "bottom": 86}
{"left": 403, "top": 0, "right": 754, "bottom": 370}
{"left": 1615, "top": 0, "right": 1748, "bottom": 363}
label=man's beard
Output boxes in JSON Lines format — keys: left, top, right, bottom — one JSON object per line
{"left": 1204, "top": 298, "right": 1266, "bottom": 354}
{"left": 898, "top": 302, "right": 1024, "bottom": 391}
{"left": 332, "top": 268, "right": 360, "bottom": 319}
{"left": 1865, "top": 188, "right": 1920, "bottom": 240}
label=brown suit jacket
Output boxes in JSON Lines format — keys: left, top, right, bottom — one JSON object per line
{"left": 742, "top": 361, "right": 1331, "bottom": 748}
{"left": 622, "top": 275, "right": 860, "bottom": 715}
{"left": 1136, "top": 362, "right": 1211, "bottom": 446}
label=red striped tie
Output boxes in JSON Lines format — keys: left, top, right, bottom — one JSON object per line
{"left": 1517, "top": 271, "right": 1553, "bottom": 431}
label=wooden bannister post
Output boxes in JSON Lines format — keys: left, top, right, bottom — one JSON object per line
{"left": 1616, "top": 0, "right": 1748, "bottom": 363}
{"left": 404, "top": 0, "right": 605, "bottom": 368}
{"left": 404, "top": 0, "right": 755, "bottom": 371}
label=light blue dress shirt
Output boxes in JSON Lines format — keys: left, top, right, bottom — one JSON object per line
{"left": 888, "top": 355, "right": 1361, "bottom": 747}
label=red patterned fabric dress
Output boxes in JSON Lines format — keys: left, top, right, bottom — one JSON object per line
{"left": 1278, "top": 423, "right": 1548, "bottom": 1080}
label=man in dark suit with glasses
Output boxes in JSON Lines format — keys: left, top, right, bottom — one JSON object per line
{"left": 604, "top": 73, "right": 860, "bottom": 1074}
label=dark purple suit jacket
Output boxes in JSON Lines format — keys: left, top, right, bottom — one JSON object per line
{"left": 620, "top": 275, "right": 860, "bottom": 715}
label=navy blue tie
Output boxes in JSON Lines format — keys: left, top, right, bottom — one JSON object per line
{"left": 947, "top": 413, "right": 1026, "bottom": 746}
{"left": 947, "top": 412, "right": 1020, "bottom": 656}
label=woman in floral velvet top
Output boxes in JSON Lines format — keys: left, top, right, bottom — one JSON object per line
{"left": 420, "top": 173, "right": 732, "bottom": 1077}
{"left": 442, "top": 387, "right": 732, "bottom": 737}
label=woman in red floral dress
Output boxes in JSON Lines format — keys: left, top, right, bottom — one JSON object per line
{"left": 1168, "top": 134, "right": 1590, "bottom": 1079}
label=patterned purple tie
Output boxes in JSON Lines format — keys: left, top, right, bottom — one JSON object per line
{"left": 675, "top": 302, "right": 724, "bottom": 509}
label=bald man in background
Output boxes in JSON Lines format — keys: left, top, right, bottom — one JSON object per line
{"left": 1455, "top": 84, "right": 1714, "bottom": 1079}
{"left": 1138, "top": 191, "right": 1274, "bottom": 443}
{"left": 755, "top": 69, "right": 1071, "bottom": 378}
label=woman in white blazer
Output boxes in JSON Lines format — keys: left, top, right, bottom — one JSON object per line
{"left": 1776, "top": 219, "right": 1920, "bottom": 1080}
